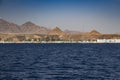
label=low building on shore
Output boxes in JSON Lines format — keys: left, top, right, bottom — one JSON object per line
{"left": 97, "top": 39, "right": 120, "bottom": 43}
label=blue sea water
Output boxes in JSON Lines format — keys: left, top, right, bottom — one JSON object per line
{"left": 0, "top": 43, "right": 120, "bottom": 80}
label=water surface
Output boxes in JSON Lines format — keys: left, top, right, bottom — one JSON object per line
{"left": 0, "top": 43, "right": 120, "bottom": 80}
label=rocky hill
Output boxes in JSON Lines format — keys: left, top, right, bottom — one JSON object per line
{"left": 89, "top": 30, "right": 101, "bottom": 35}
{"left": 0, "top": 19, "right": 21, "bottom": 33}
{"left": 21, "top": 21, "right": 49, "bottom": 34}
{"left": 0, "top": 19, "right": 120, "bottom": 42}
{"left": 49, "top": 27, "right": 66, "bottom": 36}
{"left": 0, "top": 19, "right": 49, "bottom": 34}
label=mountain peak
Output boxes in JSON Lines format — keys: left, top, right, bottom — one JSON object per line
{"left": 22, "top": 21, "right": 36, "bottom": 26}
{"left": 48, "top": 27, "right": 65, "bottom": 35}
{"left": 0, "top": 19, "right": 9, "bottom": 24}
{"left": 52, "top": 27, "right": 62, "bottom": 32}
{"left": 89, "top": 30, "right": 101, "bottom": 35}
{"left": 0, "top": 19, "right": 21, "bottom": 33}
{"left": 0, "top": 18, "right": 5, "bottom": 21}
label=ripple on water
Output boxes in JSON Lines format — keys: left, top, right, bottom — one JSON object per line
{"left": 0, "top": 43, "right": 120, "bottom": 80}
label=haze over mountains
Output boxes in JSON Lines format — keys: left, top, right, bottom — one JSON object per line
{"left": 0, "top": 19, "right": 120, "bottom": 36}
{"left": 0, "top": 19, "right": 50, "bottom": 34}
{"left": 0, "top": 19, "right": 120, "bottom": 42}
{"left": 0, "top": 19, "right": 20, "bottom": 33}
{"left": 0, "top": 19, "right": 101, "bottom": 35}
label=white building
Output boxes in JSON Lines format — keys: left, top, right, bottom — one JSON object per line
{"left": 97, "top": 39, "right": 120, "bottom": 43}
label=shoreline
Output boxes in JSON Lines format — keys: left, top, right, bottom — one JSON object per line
{"left": 0, "top": 41, "right": 120, "bottom": 44}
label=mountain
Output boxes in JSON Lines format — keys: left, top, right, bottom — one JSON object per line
{"left": 49, "top": 27, "right": 65, "bottom": 35}
{"left": 20, "top": 21, "right": 49, "bottom": 34}
{"left": 0, "top": 19, "right": 120, "bottom": 41}
{"left": 0, "top": 19, "right": 49, "bottom": 34}
{"left": 89, "top": 30, "right": 101, "bottom": 35}
{"left": 0, "top": 19, "right": 21, "bottom": 33}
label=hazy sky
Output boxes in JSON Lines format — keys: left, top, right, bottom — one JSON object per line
{"left": 0, "top": 0, "right": 120, "bottom": 33}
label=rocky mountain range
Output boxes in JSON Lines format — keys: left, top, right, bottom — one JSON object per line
{"left": 0, "top": 19, "right": 101, "bottom": 35}
{"left": 0, "top": 19, "right": 20, "bottom": 33}
{"left": 21, "top": 21, "right": 50, "bottom": 34}
{"left": 0, "top": 19, "right": 49, "bottom": 34}
{"left": 0, "top": 19, "right": 120, "bottom": 42}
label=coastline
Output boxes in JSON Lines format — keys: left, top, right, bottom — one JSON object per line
{"left": 0, "top": 41, "right": 120, "bottom": 44}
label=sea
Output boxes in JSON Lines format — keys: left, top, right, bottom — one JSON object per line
{"left": 0, "top": 43, "right": 120, "bottom": 80}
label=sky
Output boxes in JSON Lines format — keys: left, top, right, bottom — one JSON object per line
{"left": 0, "top": 0, "right": 120, "bottom": 33}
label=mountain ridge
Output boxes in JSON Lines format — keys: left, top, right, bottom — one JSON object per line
{"left": 0, "top": 19, "right": 120, "bottom": 42}
{"left": 0, "top": 19, "right": 119, "bottom": 35}
{"left": 0, "top": 19, "right": 49, "bottom": 34}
